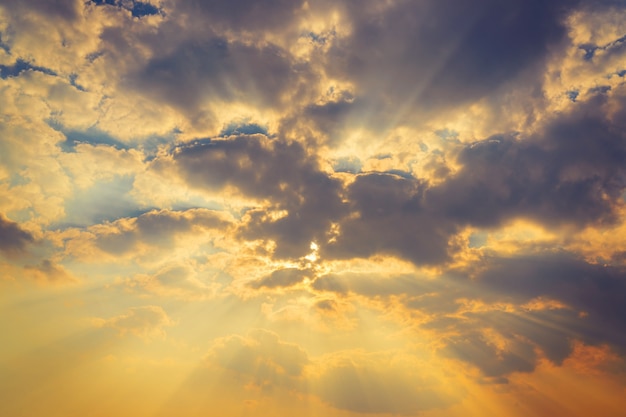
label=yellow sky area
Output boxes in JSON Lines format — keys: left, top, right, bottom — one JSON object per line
{"left": 3, "top": 236, "right": 626, "bottom": 417}
{"left": 565, "top": 207, "right": 626, "bottom": 265}
{"left": 454, "top": 206, "right": 626, "bottom": 267}
{"left": 2, "top": 283, "right": 624, "bottom": 417}
{"left": 423, "top": 355, "right": 626, "bottom": 417}
{"left": 462, "top": 219, "right": 560, "bottom": 255}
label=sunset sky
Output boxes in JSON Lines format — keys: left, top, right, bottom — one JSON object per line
{"left": 1, "top": 0, "right": 626, "bottom": 416}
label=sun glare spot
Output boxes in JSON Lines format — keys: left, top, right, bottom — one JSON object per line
{"left": 304, "top": 241, "right": 319, "bottom": 262}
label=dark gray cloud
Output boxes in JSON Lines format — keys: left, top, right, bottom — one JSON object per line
{"left": 249, "top": 268, "right": 310, "bottom": 289}
{"left": 168, "top": 135, "right": 345, "bottom": 258}
{"left": 1, "top": 0, "right": 81, "bottom": 21}
{"left": 443, "top": 328, "right": 537, "bottom": 382}
{"left": 166, "top": 87, "right": 626, "bottom": 268}
{"left": 322, "top": 173, "right": 457, "bottom": 265}
{"left": 457, "top": 253, "right": 626, "bottom": 348}
{"left": 439, "top": 303, "right": 625, "bottom": 380}
{"left": 312, "top": 250, "right": 626, "bottom": 378}
{"left": 294, "top": 97, "right": 356, "bottom": 145}
{"left": 178, "top": 0, "right": 305, "bottom": 33}
{"left": 316, "top": 87, "right": 626, "bottom": 264}
{"left": 314, "top": 299, "right": 337, "bottom": 312}
{"left": 453, "top": 253, "right": 626, "bottom": 375}
{"left": 320, "top": 0, "right": 579, "bottom": 128}
{"left": 0, "top": 214, "right": 34, "bottom": 257}
{"left": 427, "top": 90, "right": 626, "bottom": 229}
{"left": 135, "top": 208, "right": 227, "bottom": 238}
{"left": 95, "top": 209, "right": 230, "bottom": 255}
{"left": 130, "top": 37, "right": 313, "bottom": 115}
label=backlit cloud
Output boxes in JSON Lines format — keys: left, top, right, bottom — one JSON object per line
{"left": 92, "top": 305, "right": 175, "bottom": 340}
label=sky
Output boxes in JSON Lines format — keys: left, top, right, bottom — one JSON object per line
{"left": 1, "top": 0, "right": 626, "bottom": 416}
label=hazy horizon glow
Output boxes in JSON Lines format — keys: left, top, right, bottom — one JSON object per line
{"left": 1, "top": 1, "right": 626, "bottom": 416}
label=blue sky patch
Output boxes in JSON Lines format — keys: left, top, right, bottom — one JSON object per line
{"left": 0, "top": 59, "right": 57, "bottom": 79}
{"left": 219, "top": 121, "right": 268, "bottom": 137}
{"left": 48, "top": 122, "right": 130, "bottom": 152}
{"left": 90, "top": 0, "right": 162, "bottom": 18}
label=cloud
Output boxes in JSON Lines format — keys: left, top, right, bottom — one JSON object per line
{"left": 322, "top": 173, "right": 457, "bottom": 265}
{"left": 1, "top": 0, "right": 81, "bottom": 22}
{"left": 2, "top": 1, "right": 626, "bottom": 415}
{"left": 319, "top": 86, "right": 626, "bottom": 266}
{"left": 314, "top": 351, "right": 460, "bottom": 414}
{"left": 48, "top": 208, "right": 237, "bottom": 281}
{"left": 206, "top": 330, "right": 461, "bottom": 414}
{"left": 206, "top": 329, "right": 309, "bottom": 389}
{"left": 428, "top": 89, "right": 626, "bottom": 230}
{"left": 124, "top": 262, "right": 223, "bottom": 300}
{"left": 23, "top": 259, "right": 78, "bottom": 284}
{"left": 64, "top": 208, "right": 232, "bottom": 259}
{"left": 311, "top": 249, "right": 626, "bottom": 379}
{"left": 92, "top": 305, "right": 175, "bottom": 340}
{"left": 320, "top": 0, "right": 578, "bottom": 131}
{"left": 165, "top": 134, "right": 345, "bottom": 258}
{"left": 455, "top": 253, "right": 626, "bottom": 350}
{"left": 130, "top": 38, "right": 312, "bottom": 116}
{"left": 0, "top": 214, "right": 34, "bottom": 257}
{"left": 249, "top": 268, "right": 310, "bottom": 289}
{"left": 0, "top": 216, "right": 78, "bottom": 285}
{"left": 174, "top": 0, "right": 307, "bottom": 40}
{"left": 442, "top": 328, "right": 537, "bottom": 382}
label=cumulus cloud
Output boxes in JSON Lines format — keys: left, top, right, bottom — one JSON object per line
{"left": 176, "top": 0, "right": 305, "bottom": 34}
{"left": 60, "top": 208, "right": 232, "bottom": 261}
{"left": 124, "top": 262, "right": 223, "bottom": 300}
{"left": 312, "top": 250, "right": 626, "bottom": 379}
{"left": 428, "top": 89, "right": 626, "bottom": 229}
{"left": 93, "top": 305, "right": 175, "bottom": 340}
{"left": 248, "top": 268, "right": 311, "bottom": 289}
{"left": 165, "top": 135, "right": 345, "bottom": 258}
{"left": 322, "top": 173, "right": 457, "bottom": 265}
{"left": 206, "top": 330, "right": 460, "bottom": 414}
{"left": 23, "top": 259, "right": 78, "bottom": 284}
{"left": 314, "top": 351, "right": 459, "bottom": 414}
{"left": 319, "top": 0, "right": 577, "bottom": 131}
{"left": 0, "top": 214, "right": 34, "bottom": 257}
{"left": 1, "top": 0, "right": 81, "bottom": 22}
{"left": 453, "top": 253, "right": 626, "bottom": 354}
{"left": 130, "top": 37, "right": 315, "bottom": 117}
{"left": 206, "top": 329, "right": 309, "bottom": 390}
